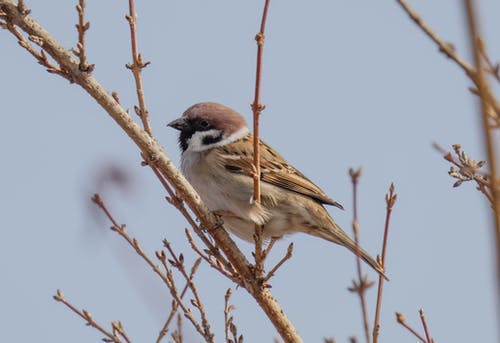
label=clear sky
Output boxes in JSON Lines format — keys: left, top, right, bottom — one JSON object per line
{"left": 1, "top": 1, "right": 499, "bottom": 342}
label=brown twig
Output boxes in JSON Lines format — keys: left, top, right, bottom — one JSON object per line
{"left": 163, "top": 242, "right": 214, "bottom": 342}
{"left": 433, "top": 143, "right": 492, "bottom": 203}
{"left": 263, "top": 243, "right": 293, "bottom": 283}
{"left": 71, "top": 0, "right": 94, "bottom": 72}
{"left": 464, "top": 0, "right": 500, "bottom": 302}
{"left": 91, "top": 194, "right": 214, "bottom": 343}
{"left": 224, "top": 288, "right": 243, "bottom": 343}
{"left": 1, "top": 21, "right": 70, "bottom": 80}
{"left": 262, "top": 237, "right": 278, "bottom": 260}
{"left": 348, "top": 167, "right": 372, "bottom": 343}
{"left": 53, "top": 289, "right": 127, "bottom": 343}
{"left": 1, "top": 3, "right": 302, "bottom": 340}
{"left": 395, "top": 0, "right": 500, "bottom": 125}
{"left": 156, "top": 257, "right": 201, "bottom": 343}
{"left": 477, "top": 38, "right": 500, "bottom": 82}
{"left": 185, "top": 229, "right": 240, "bottom": 283}
{"left": 372, "top": 183, "right": 397, "bottom": 343}
{"left": 395, "top": 312, "right": 427, "bottom": 343}
{"left": 418, "top": 309, "right": 432, "bottom": 343}
{"left": 125, "top": 0, "right": 152, "bottom": 136}
{"left": 171, "top": 314, "right": 183, "bottom": 343}
{"left": 251, "top": 0, "right": 271, "bottom": 279}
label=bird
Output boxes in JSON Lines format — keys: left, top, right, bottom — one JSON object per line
{"left": 168, "top": 102, "right": 386, "bottom": 278}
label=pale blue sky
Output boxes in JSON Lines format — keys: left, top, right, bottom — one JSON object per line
{"left": 1, "top": 1, "right": 499, "bottom": 342}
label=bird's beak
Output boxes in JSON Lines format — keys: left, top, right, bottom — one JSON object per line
{"left": 167, "top": 117, "right": 187, "bottom": 131}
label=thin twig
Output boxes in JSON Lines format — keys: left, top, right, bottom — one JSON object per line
{"left": 53, "top": 290, "right": 125, "bottom": 343}
{"left": 91, "top": 194, "right": 214, "bottom": 343}
{"left": 419, "top": 309, "right": 432, "bottom": 343}
{"left": 262, "top": 237, "right": 278, "bottom": 260}
{"left": 2, "top": 22, "right": 70, "bottom": 80}
{"left": 263, "top": 243, "right": 293, "bottom": 283}
{"left": 396, "top": 0, "right": 472, "bottom": 76}
{"left": 251, "top": 0, "right": 271, "bottom": 279}
{"left": 463, "top": 0, "right": 500, "bottom": 302}
{"left": 348, "top": 167, "right": 371, "bottom": 343}
{"left": 433, "top": 143, "right": 493, "bottom": 203}
{"left": 395, "top": 312, "right": 427, "bottom": 343}
{"left": 372, "top": 183, "right": 397, "bottom": 343}
{"left": 156, "top": 258, "right": 201, "bottom": 343}
{"left": 224, "top": 289, "right": 242, "bottom": 343}
{"left": 163, "top": 242, "right": 214, "bottom": 342}
{"left": 395, "top": 0, "right": 500, "bottom": 124}
{"left": 171, "top": 314, "right": 183, "bottom": 343}
{"left": 224, "top": 289, "right": 233, "bottom": 343}
{"left": 71, "top": 0, "right": 94, "bottom": 72}
{"left": 185, "top": 229, "right": 240, "bottom": 283}
{"left": 125, "top": 0, "right": 152, "bottom": 136}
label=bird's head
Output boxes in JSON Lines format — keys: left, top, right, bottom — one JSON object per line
{"left": 168, "top": 102, "right": 249, "bottom": 152}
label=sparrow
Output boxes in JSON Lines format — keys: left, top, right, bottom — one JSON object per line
{"left": 168, "top": 102, "right": 386, "bottom": 278}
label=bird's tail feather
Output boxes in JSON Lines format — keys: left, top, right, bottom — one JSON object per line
{"left": 316, "top": 225, "right": 389, "bottom": 281}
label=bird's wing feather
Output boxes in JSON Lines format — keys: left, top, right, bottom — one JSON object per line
{"left": 215, "top": 134, "right": 343, "bottom": 208}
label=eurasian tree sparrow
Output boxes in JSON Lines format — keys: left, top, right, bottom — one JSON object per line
{"left": 168, "top": 102, "right": 386, "bottom": 278}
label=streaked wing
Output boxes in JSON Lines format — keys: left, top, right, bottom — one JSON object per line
{"left": 216, "top": 134, "right": 343, "bottom": 209}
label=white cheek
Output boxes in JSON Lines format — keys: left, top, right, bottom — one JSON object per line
{"left": 187, "top": 129, "right": 221, "bottom": 152}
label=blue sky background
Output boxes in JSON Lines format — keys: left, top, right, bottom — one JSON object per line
{"left": 1, "top": 1, "right": 499, "bottom": 342}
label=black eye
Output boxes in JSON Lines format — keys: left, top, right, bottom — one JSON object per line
{"left": 199, "top": 120, "right": 210, "bottom": 129}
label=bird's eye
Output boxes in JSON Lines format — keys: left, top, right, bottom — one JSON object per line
{"left": 199, "top": 120, "right": 210, "bottom": 129}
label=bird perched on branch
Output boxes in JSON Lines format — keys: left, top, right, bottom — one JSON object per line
{"left": 168, "top": 102, "right": 386, "bottom": 279}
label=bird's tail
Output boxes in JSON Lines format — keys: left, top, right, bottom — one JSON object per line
{"left": 315, "top": 224, "right": 389, "bottom": 281}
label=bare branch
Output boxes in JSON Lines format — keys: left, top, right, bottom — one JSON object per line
{"left": 91, "top": 194, "right": 214, "bottom": 343}
{"left": 433, "top": 143, "right": 493, "bottom": 203}
{"left": 373, "top": 183, "right": 397, "bottom": 343}
{"left": 71, "top": 0, "right": 94, "bottom": 72}
{"left": 53, "top": 289, "right": 127, "bottom": 343}
{"left": 395, "top": 312, "right": 427, "bottom": 343}
{"left": 419, "top": 309, "right": 432, "bottom": 343}
{"left": 125, "top": 0, "right": 152, "bottom": 136}
{"left": 163, "top": 242, "right": 214, "bottom": 342}
{"left": 395, "top": 0, "right": 500, "bottom": 125}
{"left": 156, "top": 257, "right": 201, "bottom": 343}
{"left": 463, "top": 0, "right": 500, "bottom": 300}
{"left": 263, "top": 243, "right": 293, "bottom": 283}
{"left": 185, "top": 229, "right": 240, "bottom": 284}
{"left": 224, "top": 289, "right": 243, "bottom": 343}
{"left": 251, "top": 0, "right": 271, "bottom": 280}
{"left": 348, "top": 167, "right": 371, "bottom": 343}
{"left": 171, "top": 314, "right": 183, "bottom": 343}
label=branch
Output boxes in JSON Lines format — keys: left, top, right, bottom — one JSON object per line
{"left": 224, "top": 289, "right": 243, "bottom": 343}
{"left": 348, "top": 167, "right": 372, "bottom": 343}
{"left": 395, "top": 0, "right": 500, "bottom": 126}
{"left": 71, "top": 0, "right": 94, "bottom": 72}
{"left": 53, "top": 290, "right": 129, "bottom": 343}
{"left": 463, "top": 0, "right": 500, "bottom": 301}
{"left": 433, "top": 143, "right": 492, "bottom": 203}
{"left": 156, "top": 256, "right": 201, "bottom": 343}
{"left": 163, "top": 241, "right": 214, "bottom": 342}
{"left": 372, "top": 183, "right": 397, "bottom": 343}
{"left": 91, "top": 194, "right": 214, "bottom": 343}
{"left": 125, "top": 0, "right": 152, "bottom": 136}
{"left": 0, "top": 2, "right": 301, "bottom": 341}
{"left": 263, "top": 243, "right": 293, "bottom": 283}
{"left": 395, "top": 312, "right": 427, "bottom": 343}
{"left": 251, "top": 0, "right": 271, "bottom": 279}
{"left": 419, "top": 309, "right": 433, "bottom": 343}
